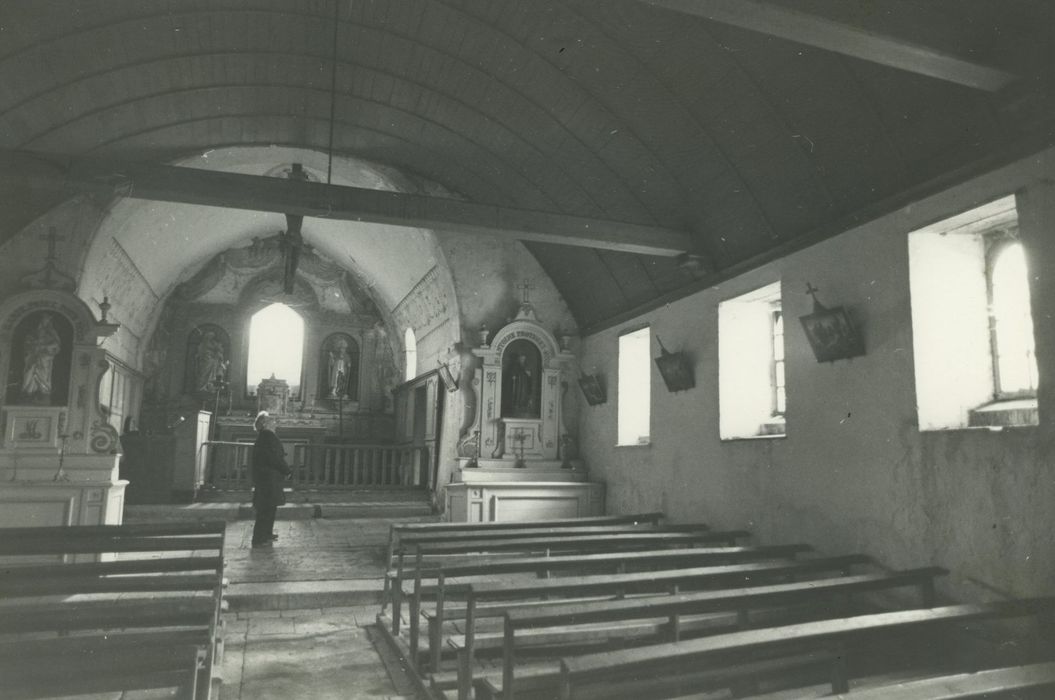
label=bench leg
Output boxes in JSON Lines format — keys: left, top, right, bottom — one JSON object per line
{"left": 830, "top": 646, "right": 850, "bottom": 694}
{"left": 457, "top": 649, "right": 473, "bottom": 700}
{"left": 409, "top": 572, "right": 422, "bottom": 667}
{"left": 431, "top": 573, "right": 446, "bottom": 672}
{"left": 502, "top": 622, "right": 516, "bottom": 700}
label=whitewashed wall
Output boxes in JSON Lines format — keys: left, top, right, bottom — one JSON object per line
{"left": 580, "top": 147, "right": 1055, "bottom": 601}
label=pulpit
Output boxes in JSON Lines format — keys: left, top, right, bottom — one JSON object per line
{"left": 446, "top": 302, "right": 604, "bottom": 522}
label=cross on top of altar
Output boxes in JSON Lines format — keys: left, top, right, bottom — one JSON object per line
{"left": 515, "top": 280, "right": 539, "bottom": 321}
{"left": 20, "top": 227, "right": 75, "bottom": 291}
{"left": 517, "top": 280, "right": 534, "bottom": 303}
{"left": 41, "top": 227, "right": 65, "bottom": 262}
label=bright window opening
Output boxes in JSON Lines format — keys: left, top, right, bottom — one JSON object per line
{"left": 771, "top": 309, "right": 786, "bottom": 416}
{"left": 404, "top": 327, "right": 417, "bottom": 382}
{"left": 246, "top": 303, "right": 304, "bottom": 396}
{"left": 990, "top": 242, "right": 1038, "bottom": 397}
{"left": 719, "top": 281, "right": 786, "bottom": 439}
{"left": 617, "top": 326, "right": 651, "bottom": 446}
{"left": 908, "top": 195, "right": 1038, "bottom": 430}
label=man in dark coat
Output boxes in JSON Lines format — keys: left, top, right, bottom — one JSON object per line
{"left": 251, "top": 411, "right": 290, "bottom": 548}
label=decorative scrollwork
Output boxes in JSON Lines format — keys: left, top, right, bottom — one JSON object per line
{"left": 90, "top": 421, "right": 119, "bottom": 454}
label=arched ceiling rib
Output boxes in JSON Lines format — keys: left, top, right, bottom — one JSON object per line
{"left": 1, "top": 0, "right": 1052, "bottom": 330}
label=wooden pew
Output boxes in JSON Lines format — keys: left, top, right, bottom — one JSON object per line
{"left": 554, "top": 598, "right": 1055, "bottom": 700}
{"left": 445, "top": 554, "right": 871, "bottom": 700}
{"left": 384, "top": 512, "right": 665, "bottom": 570}
{"left": 409, "top": 543, "right": 813, "bottom": 670}
{"left": 391, "top": 528, "right": 749, "bottom": 633}
{"left": 385, "top": 521, "right": 708, "bottom": 614}
{"left": 834, "top": 660, "right": 1055, "bottom": 698}
{"left": 0, "top": 521, "right": 227, "bottom": 700}
{"left": 493, "top": 568, "right": 945, "bottom": 698}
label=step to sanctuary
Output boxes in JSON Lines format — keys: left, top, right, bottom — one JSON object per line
{"left": 126, "top": 489, "right": 435, "bottom": 522}
{"left": 227, "top": 579, "right": 385, "bottom": 611}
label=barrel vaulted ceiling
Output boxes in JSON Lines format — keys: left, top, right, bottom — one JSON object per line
{"left": 1, "top": 0, "right": 1053, "bottom": 331}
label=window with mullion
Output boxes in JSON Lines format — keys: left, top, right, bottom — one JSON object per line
{"left": 771, "top": 308, "right": 786, "bottom": 416}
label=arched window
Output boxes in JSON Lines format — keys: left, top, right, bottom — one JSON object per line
{"left": 246, "top": 303, "right": 305, "bottom": 396}
{"left": 989, "top": 241, "right": 1038, "bottom": 397}
{"left": 404, "top": 327, "right": 417, "bottom": 382}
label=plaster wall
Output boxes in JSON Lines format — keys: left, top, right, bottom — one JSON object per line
{"left": 580, "top": 148, "right": 1055, "bottom": 601}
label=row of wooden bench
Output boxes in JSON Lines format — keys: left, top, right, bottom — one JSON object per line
{"left": 0, "top": 521, "right": 228, "bottom": 700}
{"left": 377, "top": 513, "right": 1055, "bottom": 700}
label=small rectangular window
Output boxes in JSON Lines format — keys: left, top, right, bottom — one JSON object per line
{"left": 617, "top": 326, "right": 651, "bottom": 446}
{"left": 719, "top": 281, "right": 786, "bottom": 439}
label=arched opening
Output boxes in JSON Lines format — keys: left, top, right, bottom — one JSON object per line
{"left": 990, "top": 241, "right": 1038, "bottom": 396}
{"left": 404, "top": 327, "right": 417, "bottom": 382}
{"left": 246, "top": 303, "right": 305, "bottom": 396}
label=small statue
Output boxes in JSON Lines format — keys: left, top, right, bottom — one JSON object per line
{"left": 327, "top": 337, "right": 352, "bottom": 398}
{"left": 194, "top": 330, "right": 226, "bottom": 392}
{"left": 21, "top": 313, "right": 61, "bottom": 402}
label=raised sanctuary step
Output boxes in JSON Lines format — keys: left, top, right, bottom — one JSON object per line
{"left": 127, "top": 488, "right": 434, "bottom": 521}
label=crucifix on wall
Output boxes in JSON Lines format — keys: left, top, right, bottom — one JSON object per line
{"left": 280, "top": 163, "right": 310, "bottom": 293}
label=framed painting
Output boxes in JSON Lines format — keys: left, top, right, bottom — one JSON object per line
{"left": 655, "top": 351, "right": 695, "bottom": 392}
{"left": 800, "top": 306, "right": 865, "bottom": 363}
{"left": 578, "top": 374, "right": 607, "bottom": 406}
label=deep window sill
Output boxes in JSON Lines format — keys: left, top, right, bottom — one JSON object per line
{"left": 721, "top": 419, "right": 787, "bottom": 442}
{"left": 967, "top": 397, "right": 1038, "bottom": 429}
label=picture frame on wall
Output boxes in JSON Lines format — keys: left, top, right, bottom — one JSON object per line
{"left": 655, "top": 350, "right": 695, "bottom": 392}
{"left": 800, "top": 306, "right": 865, "bottom": 363}
{"left": 578, "top": 374, "right": 607, "bottom": 406}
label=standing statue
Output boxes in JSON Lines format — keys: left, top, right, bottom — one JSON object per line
{"left": 194, "top": 330, "right": 226, "bottom": 392}
{"left": 502, "top": 351, "right": 537, "bottom": 417}
{"left": 327, "top": 337, "right": 351, "bottom": 398}
{"left": 21, "top": 313, "right": 61, "bottom": 402}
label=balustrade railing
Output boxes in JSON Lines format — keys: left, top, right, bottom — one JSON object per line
{"left": 201, "top": 441, "right": 429, "bottom": 490}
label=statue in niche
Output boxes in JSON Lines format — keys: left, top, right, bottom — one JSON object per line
{"left": 501, "top": 339, "right": 541, "bottom": 419}
{"left": 189, "top": 327, "right": 228, "bottom": 394}
{"left": 20, "top": 313, "right": 62, "bottom": 402}
{"left": 327, "top": 337, "right": 352, "bottom": 398}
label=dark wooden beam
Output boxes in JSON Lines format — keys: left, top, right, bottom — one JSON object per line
{"left": 644, "top": 0, "right": 1017, "bottom": 91}
{"left": 0, "top": 150, "right": 692, "bottom": 257}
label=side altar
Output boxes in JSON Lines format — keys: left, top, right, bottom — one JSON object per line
{"left": 0, "top": 288, "right": 126, "bottom": 532}
{"left": 447, "top": 303, "right": 604, "bottom": 522}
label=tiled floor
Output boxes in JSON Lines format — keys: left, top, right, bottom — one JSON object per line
{"left": 217, "top": 518, "right": 430, "bottom": 700}
{"left": 221, "top": 606, "right": 411, "bottom": 700}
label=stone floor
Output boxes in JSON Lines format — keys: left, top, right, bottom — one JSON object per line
{"left": 217, "top": 519, "right": 425, "bottom": 700}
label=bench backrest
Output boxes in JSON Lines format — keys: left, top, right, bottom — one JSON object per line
{"left": 467, "top": 554, "right": 871, "bottom": 601}
{"left": 558, "top": 599, "right": 1055, "bottom": 697}
{"left": 834, "top": 661, "right": 1055, "bottom": 699}
{"left": 503, "top": 568, "right": 947, "bottom": 630}
{"left": 413, "top": 530, "right": 749, "bottom": 556}
{"left": 386, "top": 512, "right": 665, "bottom": 563}
{"left": 404, "top": 544, "right": 811, "bottom": 582}
{"left": 397, "top": 523, "right": 684, "bottom": 549}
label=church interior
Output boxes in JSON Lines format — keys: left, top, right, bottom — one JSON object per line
{"left": 2, "top": 1, "right": 1055, "bottom": 698}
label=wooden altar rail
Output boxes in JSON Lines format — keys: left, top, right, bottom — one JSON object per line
{"left": 202, "top": 441, "right": 428, "bottom": 490}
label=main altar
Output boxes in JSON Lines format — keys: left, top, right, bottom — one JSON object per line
{"left": 446, "top": 302, "right": 604, "bottom": 522}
